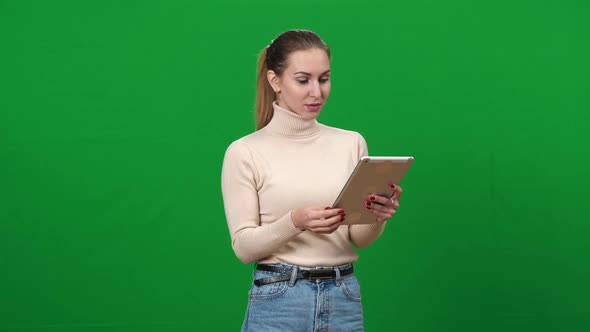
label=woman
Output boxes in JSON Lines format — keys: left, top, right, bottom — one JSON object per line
{"left": 221, "top": 29, "right": 403, "bottom": 331}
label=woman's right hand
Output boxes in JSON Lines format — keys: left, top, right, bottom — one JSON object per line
{"left": 291, "top": 206, "right": 345, "bottom": 234}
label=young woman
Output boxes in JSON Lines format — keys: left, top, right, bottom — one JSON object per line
{"left": 221, "top": 29, "right": 403, "bottom": 331}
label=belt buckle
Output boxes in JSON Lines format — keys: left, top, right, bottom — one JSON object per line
{"left": 307, "top": 267, "right": 335, "bottom": 280}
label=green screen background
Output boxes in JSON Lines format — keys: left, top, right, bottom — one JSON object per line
{"left": 1, "top": 0, "right": 589, "bottom": 331}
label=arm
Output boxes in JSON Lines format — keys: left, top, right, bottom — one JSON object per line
{"left": 221, "top": 141, "right": 303, "bottom": 264}
{"left": 348, "top": 133, "right": 388, "bottom": 249}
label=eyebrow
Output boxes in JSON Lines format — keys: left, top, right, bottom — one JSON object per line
{"left": 294, "top": 70, "right": 331, "bottom": 76}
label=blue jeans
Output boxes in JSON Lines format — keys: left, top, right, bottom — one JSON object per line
{"left": 242, "top": 263, "right": 364, "bottom": 332}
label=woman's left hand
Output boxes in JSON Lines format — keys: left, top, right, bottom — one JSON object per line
{"left": 365, "top": 184, "right": 403, "bottom": 223}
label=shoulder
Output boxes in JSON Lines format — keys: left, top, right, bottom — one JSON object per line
{"left": 222, "top": 129, "right": 269, "bottom": 163}
{"left": 221, "top": 134, "right": 261, "bottom": 182}
{"left": 224, "top": 133, "right": 254, "bottom": 159}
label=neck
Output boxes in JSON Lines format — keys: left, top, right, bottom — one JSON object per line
{"left": 265, "top": 101, "right": 321, "bottom": 137}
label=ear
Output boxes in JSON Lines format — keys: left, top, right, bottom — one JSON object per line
{"left": 266, "top": 70, "right": 281, "bottom": 94}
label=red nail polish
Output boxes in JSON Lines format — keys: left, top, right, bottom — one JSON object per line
{"left": 390, "top": 184, "right": 396, "bottom": 189}
{"left": 365, "top": 201, "right": 372, "bottom": 207}
{"left": 369, "top": 196, "right": 376, "bottom": 201}
{"left": 338, "top": 209, "right": 345, "bottom": 214}
{"left": 325, "top": 207, "right": 331, "bottom": 210}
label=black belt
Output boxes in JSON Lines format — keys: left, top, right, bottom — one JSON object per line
{"left": 254, "top": 264, "right": 354, "bottom": 286}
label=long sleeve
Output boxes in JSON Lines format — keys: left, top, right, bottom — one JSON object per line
{"left": 348, "top": 133, "right": 387, "bottom": 249}
{"left": 221, "top": 103, "right": 377, "bottom": 266}
{"left": 221, "top": 140, "right": 303, "bottom": 264}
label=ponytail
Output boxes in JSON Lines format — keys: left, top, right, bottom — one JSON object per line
{"left": 254, "top": 48, "right": 275, "bottom": 130}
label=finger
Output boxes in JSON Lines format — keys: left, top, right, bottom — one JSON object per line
{"left": 313, "top": 208, "right": 345, "bottom": 220}
{"left": 310, "top": 220, "right": 344, "bottom": 234}
{"left": 386, "top": 197, "right": 401, "bottom": 209}
{"left": 367, "top": 194, "right": 393, "bottom": 207}
{"left": 311, "top": 214, "right": 344, "bottom": 228}
{"left": 372, "top": 207, "right": 396, "bottom": 218}
{"left": 365, "top": 200, "right": 396, "bottom": 214}
{"left": 310, "top": 223, "right": 343, "bottom": 234}
{"left": 389, "top": 184, "right": 403, "bottom": 200}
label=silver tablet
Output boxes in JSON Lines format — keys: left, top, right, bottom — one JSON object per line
{"left": 332, "top": 156, "right": 414, "bottom": 225}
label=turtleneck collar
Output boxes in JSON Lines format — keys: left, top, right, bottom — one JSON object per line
{"left": 264, "top": 101, "right": 321, "bottom": 137}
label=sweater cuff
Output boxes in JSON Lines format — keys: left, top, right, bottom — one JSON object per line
{"left": 271, "top": 210, "right": 305, "bottom": 243}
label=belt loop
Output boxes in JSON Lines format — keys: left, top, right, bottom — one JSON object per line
{"left": 334, "top": 266, "right": 342, "bottom": 287}
{"left": 288, "top": 265, "right": 299, "bottom": 287}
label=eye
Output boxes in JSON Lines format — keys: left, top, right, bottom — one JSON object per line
{"left": 297, "top": 79, "right": 309, "bottom": 85}
{"left": 319, "top": 77, "right": 330, "bottom": 83}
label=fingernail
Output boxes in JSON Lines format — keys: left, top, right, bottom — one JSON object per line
{"left": 369, "top": 195, "right": 376, "bottom": 201}
{"left": 365, "top": 201, "right": 372, "bottom": 207}
{"left": 338, "top": 209, "right": 345, "bottom": 214}
{"left": 325, "top": 207, "right": 331, "bottom": 210}
{"left": 390, "top": 184, "right": 396, "bottom": 189}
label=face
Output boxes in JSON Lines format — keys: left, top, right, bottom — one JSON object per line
{"left": 267, "top": 48, "right": 331, "bottom": 120}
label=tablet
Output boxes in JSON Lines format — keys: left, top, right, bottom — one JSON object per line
{"left": 332, "top": 156, "right": 414, "bottom": 225}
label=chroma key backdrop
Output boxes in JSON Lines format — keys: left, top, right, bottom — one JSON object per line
{"left": 1, "top": 1, "right": 589, "bottom": 331}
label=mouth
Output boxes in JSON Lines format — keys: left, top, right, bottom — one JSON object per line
{"left": 304, "top": 103, "right": 322, "bottom": 112}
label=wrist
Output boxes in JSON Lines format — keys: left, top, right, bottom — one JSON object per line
{"left": 290, "top": 210, "right": 305, "bottom": 231}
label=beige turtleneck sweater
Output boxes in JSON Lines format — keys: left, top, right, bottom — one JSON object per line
{"left": 221, "top": 102, "right": 386, "bottom": 266}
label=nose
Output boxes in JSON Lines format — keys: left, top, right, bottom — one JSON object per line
{"left": 309, "top": 80, "right": 321, "bottom": 98}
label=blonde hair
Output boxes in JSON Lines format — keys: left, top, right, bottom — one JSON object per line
{"left": 254, "top": 29, "right": 330, "bottom": 130}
